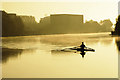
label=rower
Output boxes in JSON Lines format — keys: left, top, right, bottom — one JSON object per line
{"left": 80, "top": 42, "right": 86, "bottom": 52}
{"left": 80, "top": 42, "right": 86, "bottom": 51}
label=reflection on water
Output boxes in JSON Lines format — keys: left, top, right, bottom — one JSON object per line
{"left": 80, "top": 52, "right": 86, "bottom": 58}
{"left": 2, "top": 48, "right": 22, "bottom": 63}
{"left": 51, "top": 47, "right": 94, "bottom": 58}
{"left": 116, "top": 37, "right": 120, "bottom": 51}
{"left": 115, "top": 36, "right": 120, "bottom": 79}
{"left": 39, "top": 33, "right": 112, "bottom": 46}
{"left": 2, "top": 33, "right": 118, "bottom": 78}
{"left": 51, "top": 51, "right": 87, "bottom": 58}
{"left": 2, "top": 48, "right": 36, "bottom": 63}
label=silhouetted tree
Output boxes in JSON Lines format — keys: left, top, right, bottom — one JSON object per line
{"left": 84, "top": 20, "right": 101, "bottom": 33}
{"left": 115, "top": 15, "right": 120, "bottom": 35}
{"left": 100, "top": 19, "right": 113, "bottom": 32}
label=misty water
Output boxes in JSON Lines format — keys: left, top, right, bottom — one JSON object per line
{"left": 1, "top": 32, "right": 119, "bottom": 78}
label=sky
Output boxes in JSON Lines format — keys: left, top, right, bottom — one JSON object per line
{"left": 0, "top": 0, "right": 119, "bottom": 25}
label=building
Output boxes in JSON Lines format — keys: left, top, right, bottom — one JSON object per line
{"left": 50, "top": 14, "right": 83, "bottom": 27}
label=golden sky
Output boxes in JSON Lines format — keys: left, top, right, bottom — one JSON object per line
{"left": 1, "top": 1, "right": 118, "bottom": 24}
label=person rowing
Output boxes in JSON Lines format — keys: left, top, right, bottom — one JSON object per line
{"left": 59, "top": 42, "right": 94, "bottom": 52}
{"left": 79, "top": 42, "right": 95, "bottom": 51}
{"left": 70, "top": 42, "right": 86, "bottom": 51}
{"left": 80, "top": 42, "right": 86, "bottom": 49}
{"left": 79, "top": 42, "right": 87, "bottom": 52}
{"left": 51, "top": 42, "right": 95, "bottom": 58}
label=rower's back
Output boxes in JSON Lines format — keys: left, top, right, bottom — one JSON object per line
{"left": 80, "top": 42, "right": 85, "bottom": 48}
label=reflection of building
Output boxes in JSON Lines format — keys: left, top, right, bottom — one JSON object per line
{"left": 50, "top": 14, "right": 83, "bottom": 27}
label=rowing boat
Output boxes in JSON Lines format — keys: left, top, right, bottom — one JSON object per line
{"left": 51, "top": 46, "right": 95, "bottom": 52}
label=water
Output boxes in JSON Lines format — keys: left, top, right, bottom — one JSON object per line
{"left": 1, "top": 32, "right": 119, "bottom": 78}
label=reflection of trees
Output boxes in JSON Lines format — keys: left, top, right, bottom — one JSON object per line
{"left": 2, "top": 48, "right": 23, "bottom": 63}
{"left": 116, "top": 38, "right": 120, "bottom": 51}
{"left": 2, "top": 48, "right": 36, "bottom": 63}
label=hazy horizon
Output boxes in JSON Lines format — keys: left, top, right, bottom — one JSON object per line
{"left": 1, "top": 2, "right": 118, "bottom": 25}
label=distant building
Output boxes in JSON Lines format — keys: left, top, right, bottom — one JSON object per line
{"left": 8, "top": 13, "right": 16, "bottom": 20}
{"left": 20, "top": 16, "right": 37, "bottom": 24}
{"left": 40, "top": 16, "right": 50, "bottom": 24}
{"left": 50, "top": 14, "right": 83, "bottom": 27}
{"left": 2, "top": 11, "right": 24, "bottom": 36}
{"left": 39, "top": 14, "right": 84, "bottom": 33}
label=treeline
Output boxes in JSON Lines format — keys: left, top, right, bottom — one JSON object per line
{"left": 39, "top": 18, "right": 113, "bottom": 34}
{"left": 82, "top": 20, "right": 112, "bottom": 33}
{"left": 1, "top": 11, "right": 42, "bottom": 36}
{"left": 1, "top": 11, "right": 113, "bottom": 37}
{"left": 2, "top": 11, "right": 24, "bottom": 36}
{"left": 111, "top": 15, "right": 120, "bottom": 35}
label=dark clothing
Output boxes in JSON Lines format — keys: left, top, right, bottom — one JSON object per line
{"left": 80, "top": 43, "right": 86, "bottom": 53}
{"left": 80, "top": 44, "right": 85, "bottom": 48}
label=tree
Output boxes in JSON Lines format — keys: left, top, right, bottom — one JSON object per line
{"left": 115, "top": 15, "right": 120, "bottom": 35}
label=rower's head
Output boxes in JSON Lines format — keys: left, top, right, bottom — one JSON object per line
{"left": 82, "top": 42, "right": 84, "bottom": 44}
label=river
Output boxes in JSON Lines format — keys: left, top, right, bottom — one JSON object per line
{"left": 1, "top": 32, "right": 119, "bottom": 78}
